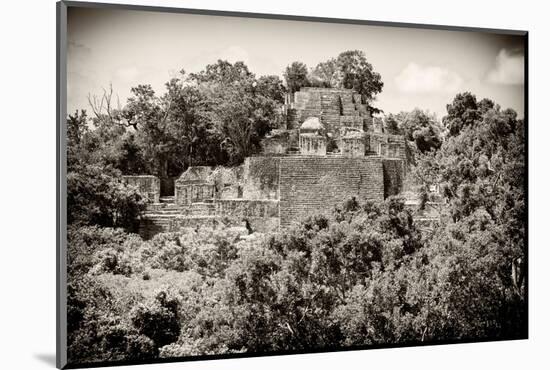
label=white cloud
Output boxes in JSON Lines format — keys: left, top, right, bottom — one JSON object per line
{"left": 487, "top": 49, "right": 524, "bottom": 85}
{"left": 394, "top": 63, "right": 463, "bottom": 94}
{"left": 223, "top": 45, "right": 251, "bottom": 65}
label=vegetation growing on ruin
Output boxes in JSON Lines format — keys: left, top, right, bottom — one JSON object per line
{"left": 65, "top": 52, "right": 526, "bottom": 365}
{"left": 285, "top": 50, "right": 384, "bottom": 113}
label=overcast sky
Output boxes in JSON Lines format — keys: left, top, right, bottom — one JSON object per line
{"left": 67, "top": 6, "right": 525, "bottom": 120}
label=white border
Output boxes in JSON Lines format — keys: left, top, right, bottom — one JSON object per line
{"left": 2, "top": 0, "right": 548, "bottom": 369}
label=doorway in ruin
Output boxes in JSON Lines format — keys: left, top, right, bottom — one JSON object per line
{"left": 160, "top": 176, "right": 176, "bottom": 197}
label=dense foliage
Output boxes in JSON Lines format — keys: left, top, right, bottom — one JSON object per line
{"left": 413, "top": 92, "right": 526, "bottom": 336}
{"left": 384, "top": 109, "right": 443, "bottom": 155}
{"left": 284, "top": 61, "right": 310, "bottom": 94}
{"left": 67, "top": 111, "right": 146, "bottom": 231}
{"left": 67, "top": 188, "right": 525, "bottom": 364}
{"left": 284, "top": 50, "right": 383, "bottom": 111}
{"left": 81, "top": 61, "right": 286, "bottom": 177}
{"left": 65, "top": 47, "right": 526, "bottom": 365}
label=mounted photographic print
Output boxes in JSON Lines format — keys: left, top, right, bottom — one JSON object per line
{"left": 56, "top": 1, "right": 528, "bottom": 368}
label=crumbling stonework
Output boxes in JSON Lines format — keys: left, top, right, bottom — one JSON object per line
{"left": 242, "top": 157, "right": 280, "bottom": 200}
{"left": 174, "top": 166, "right": 215, "bottom": 206}
{"left": 216, "top": 199, "right": 279, "bottom": 218}
{"left": 212, "top": 166, "right": 244, "bottom": 200}
{"left": 287, "top": 88, "right": 373, "bottom": 137}
{"left": 134, "top": 87, "right": 412, "bottom": 239}
{"left": 299, "top": 134, "right": 327, "bottom": 155}
{"left": 261, "top": 130, "right": 290, "bottom": 154}
{"left": 369, "top": 133, "right": 407, "bottom": 161}
{"left": 122, "top": 175, "right": 160, "bottom": 203}
{"left": 340, "top": 131, "right": 367, "bottom": 157}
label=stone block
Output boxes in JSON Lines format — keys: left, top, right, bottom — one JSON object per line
{"left": 122, "top": 175, "right": 160, "bottom": 203}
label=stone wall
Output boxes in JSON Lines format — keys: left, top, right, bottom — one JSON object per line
{"left": 138, "top": 155, "right": 408, "bottom": 237}
{"left": 299, "top": 134, "right": 327, "bottom": 155}
{"left": 286, "top": 88, "right": 372, "bottom": 138}
{"left": 122, "top": 175, "right": 160, "bottom": 203}
{"left": 369, "top": 133, "right": 407, "bottom": 161}
{"left": 382, "top": 159, "right": 406, "bottom": 198}
{"left": 262, "top": 130, "right": 290, "bottom": 154}
{"left": 175, "top": 184, "right": 215, "bottom": 205}
{"left": 216, "top": 199, "right": 279, "bottom": 218}
{"left": 242, "top": 157, "right": 280, "bottom": 199}
{"left": 341, "top": 136, "right": 366, "bottom": 157}
{"left": 278, "top": 157, "right": 384, "bottom": 227}
{"left": 139, "top": 215, "right": 238, "bottom": 240}
{"left": 340, "top": 115, "right": 364, "bottom": 131}
{"left": 211, "top": 166, "right": 244, "bottom": 200}
{"left": 138, "top": 200, "right": 280, "bottom": 239}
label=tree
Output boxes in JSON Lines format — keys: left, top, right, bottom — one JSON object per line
{"left": 284, "top": 61, "right": 310, "bottom": 93}
{"left": 413, "top": 95, "right": 525, "bottom": 326}
{"left": 70, "top": 86, "right": 149, "bottom": 175}
{"left": 309, "top": 58, "right": 339, "bottom": 88}
{"left": 204, "top": 83, "right": 263, "bottom": 163}
{"left": 256, "top": 75, "right": 286, "bottom": 104}
{"left": 443, "top": 92, "right": 483, "bottom": 137}
{"left": 67, "top": 164, "right": 146, "bottom": 230}
{"left": 66, "top": 108, "right": 148, "bottom": 231}
{"left": 122, "top": 84, "right": 175, "bottom": 176}
{"left": 67, "top": 274, "right": 158, "bottom": 364}
{"left": 130, "top": 291, "right": 181, "bottom": 348}
{"left": 420, "top": 210, "right": 527, "bottom": 340}
{"left": 67, "top": 110, "right": 90, "bottom": 170}
{"left": 163, "top": 74, "right": 226, "bottom": 171}
{"left": 71, "top": 61, "right": 284, "bottom": 178}
{"left": 302, "top": 51, "right": 384, "bottom": 110}
{"left": 399, "top": 109, "right": 443, "bottom": 153}
{"left": 384, "top": 113, "right": 401, "bottom": 135}
{"left": 335, "top": 50, "right": 383, "bottom": 106}
{"left": 190, "top": 60, "right": 283, "bottom": 164}
{"left": 189, "top": 60, "right": 253, "bottom": 85}
{"left": 213, "top": 197, "right": 423, "bottom": 352}
{"left": 87, "top": 84, "right": 127, "bottom": 129}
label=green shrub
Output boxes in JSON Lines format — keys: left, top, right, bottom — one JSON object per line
{"left": 68, "top": 226, "right": 130, "bottom": 277}
{"left": 130, "top": 290, "right": 181, "bottom": 348}
{"left": 90, "top": 245, "right": 143, "bottom": 277}
{"left": 67, "top": 163, "right": 146, "bottom": 231}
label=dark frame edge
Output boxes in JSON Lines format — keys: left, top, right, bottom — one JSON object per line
{"left": 57, "top": 1, "right": 68, "bottom": 369}
{"left": 524, "top": 31, "right": 529, "bottom": 340}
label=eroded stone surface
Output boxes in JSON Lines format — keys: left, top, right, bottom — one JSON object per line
{"left": 135, "top": 87, "right": 414, "bottom": 239}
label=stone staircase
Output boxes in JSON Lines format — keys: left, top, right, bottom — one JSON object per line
{"left": 159, "top": 195, "right": 175, "bottom": 203}
{"left": 139, "top": 196, "right": 219, "bottom": 238}
{"left": 143, "top": 195, "right": 219, "bottom": 219}
{"left": 139, "top": 197, "right": 178, "bottom": 238}
{"left": 144, "top": 196, "right": 188, "bottom": 216}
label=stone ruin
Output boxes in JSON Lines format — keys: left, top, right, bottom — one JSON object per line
{"left": 123, "top": 87, "right": 415, "bottom": 239}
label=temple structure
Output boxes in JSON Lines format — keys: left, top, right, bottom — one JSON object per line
{"left": 123, "top": 87, "right": 411, "bottom": 239}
